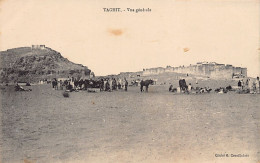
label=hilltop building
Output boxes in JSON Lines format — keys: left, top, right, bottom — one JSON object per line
{"left": 31, "top": 45, "right": 46, "bottom": 50}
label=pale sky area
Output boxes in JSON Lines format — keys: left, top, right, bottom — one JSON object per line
{"left": 0, "top": 0, "right": 259, "bottom": 77}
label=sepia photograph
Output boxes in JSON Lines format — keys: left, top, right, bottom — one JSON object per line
{"left": 0, "top": 0, "right": 259, "bottom": 162}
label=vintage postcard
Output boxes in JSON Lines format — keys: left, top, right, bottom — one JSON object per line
{"left": 0, "top": 0, "right": 259, "bottom": 163}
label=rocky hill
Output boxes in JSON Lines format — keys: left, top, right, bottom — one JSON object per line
{"left": 0, "top": 46, "right": 91, "bottom": 83}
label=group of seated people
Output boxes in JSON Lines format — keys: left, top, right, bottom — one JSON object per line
{"left": 169, "top": 79, "right": 213, "bottom": 94}
{"left": 169, "top": 77, "right": 260, "bottom": 94}
{"left": 169, "top": 84, "right": 212, "bottom": 94}
{"left": 14, "top": 83, "right": 32, "bottom": 91}
{"left": 169, "top": 79, "right": 203, "bottom": 94}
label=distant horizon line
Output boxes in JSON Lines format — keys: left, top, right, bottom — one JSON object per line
{"left": 1, "top": 45, "right": 256, "bottom": 77}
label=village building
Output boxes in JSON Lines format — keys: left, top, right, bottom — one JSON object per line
{"left": 141, "top": 62, "right": 247, "bottom": 79}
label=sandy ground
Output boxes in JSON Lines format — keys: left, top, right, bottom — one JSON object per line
{"left": 0, "top": 84, "right": 259, "bottom": 163}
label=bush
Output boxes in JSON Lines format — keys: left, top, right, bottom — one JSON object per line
{"left": 62, "top": 92, "right": 69, "bottom": 98}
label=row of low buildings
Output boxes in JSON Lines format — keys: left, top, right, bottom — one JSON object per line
{"left": 119, "top": 62, "right": 247, "bottom": 79}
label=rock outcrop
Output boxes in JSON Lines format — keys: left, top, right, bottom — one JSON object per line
{"left": 0, "top": 46, "right": 91, "bottom": 83}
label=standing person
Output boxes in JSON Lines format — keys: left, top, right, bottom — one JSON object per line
{"left": 253, "top": 80, "right": 257, "bottom": 93}
{"left": 118, "top": 78, "right": 122, "bottom": 89}
{"left": 112, "top": 78, "right": 117, "bottom": 90}
{"left": 248, "top": 79, "right": 253, "bottom": 93}
{"left": 52, "top": 78, "right": 56, "bottom": 89}
{"left": 246, "top": 79, "right": 249, "bottom": 88}
{"left": 182, "top": 79, "right": 187, "bottom": 91}
{"left": 60, "top": 80, "right": 64, "bottom": 90}
{"left": 109, "top": 78, "right": 113, "bottom": 91}
{"left": 53, "top": 78, "right": 58, "bottom": 90}
{"left": 56, "top": 80, "right": 60, "bottom": 90}
{"left": 105, "top": 79, "right": 110, "bottom": 91}
{"left": 124, "top": 78, "right": 128, "bottom": 91}
{"left": 256, "top": 77, "right": 260, "bottom": 94}
{"left": 238, "top": 80, "right": 241, "bottom": 90}
{"left": 188, "top": 83, "right": 192, "bottom": 92}
{"left": 115, "top": 78, "right": 118, "bottom": 90}
{"left": 121, "top": 79, "right": 125, "bottom": 90}
{"left": 71, "top": 79, "right": 75, "bottom": 89}
{"left": 100, "top": 78, "right": 104, "bottom": 91}
{"left": 104, "top": 79, "right": 107, "bottom": 91}
{"left": 241, "top": 79, "right": 244, "bottom": 90}
{"left": 140, "top": 79, "right": 144, "bottom": 92}
{"left": 111, "top": 78, "right": 114, "bottom": 90}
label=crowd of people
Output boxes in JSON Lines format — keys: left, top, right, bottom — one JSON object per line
{"left": 51, "top": 77, "right": 129, "bottom": 92}
{"left": 237, "top": 77, "right": 260, "bottom": 94}
{"left": 99, "top": 78, "right": 128, "bottom": 92}
{"left": 13, "top": 75, "right": 260, "bottom": 95}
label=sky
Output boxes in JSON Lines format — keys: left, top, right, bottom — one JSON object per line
{"left": 0, "top": 0, "right": 259, "bottom": 77}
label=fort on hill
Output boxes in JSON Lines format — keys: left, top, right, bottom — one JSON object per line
{"left": 31, "top": 45, "right": 46, "bottom": 50}
{"left": 0, "top": 45, "right": 92, "bottom": 83}
{"left": 120, "top": 62, "right": 247, "bottom": 79}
